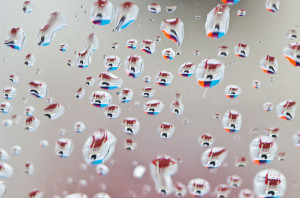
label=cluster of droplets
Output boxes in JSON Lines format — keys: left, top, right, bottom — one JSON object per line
{"left": 1, "top": 0, "right": 297, "bottom": 197}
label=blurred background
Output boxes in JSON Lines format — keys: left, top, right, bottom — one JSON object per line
{"left": 0, "top": 0, "right": 300, "bottom": 197}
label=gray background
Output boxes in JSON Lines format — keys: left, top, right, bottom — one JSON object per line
{"left": 0, "top": 0, "right": 300, "bottom": 197}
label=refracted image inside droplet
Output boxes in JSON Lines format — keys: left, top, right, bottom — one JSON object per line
{"left": 158, "top": 122, "right": 175, "bottom": 139}
{"left": 196, "top": 58, "right": 225, "bottom": 88}
{"left": 253, "top": 169, "right": 286, "bottom": 197}
{"left": 28, "top": 81, "right": 48, "bottom": 98}
{"left": 235, "top": 43, "right": 250, "bottom": 58}
{"left": 23, "top": 1, "right": 34, "bottom": 13}
{"left": 282, "top": 42, "right": 300, "bottom": 66}
{"left": 82, "top": 129, "right": 117, "bottom": 165}
{"left": 98, "top": 72, "right": 122, "bottom": 90}
{"left": 148, "top": 3, "right": 161, "bottom": 14}
{"left": 90, "top": 91, "right": 112, "bottom": 108}
{"left": 77, "top": 33, "right": 99, "bottom": 68}
{"left": 225, "top": 85, "right": 241, "bottom": 98}
{"left": 104, "top": 55, "right": 121, "bottom": 71}
{"left": 43, "top": 103, "right": 64, "bottom": 120}
{"left": 55, "top": 138, "right": 73, "bottom": 158}
{"left": 0, "top": 162, "right": 14, "bottom": 178}
{"left": 187, "top": 178, "right": 210, "bottom": 197}
{"left": 162, "top": 48, "right": 175, "bottom": 60}
{"left": 216, "top": 184, "right": 231, "bottom": 198}
{"left": 222, "top": 110, "right": 242, "bottom": 133}
{"left": 199, "top": 133, "right": 215, "bottom": 147}
{"left": 170, "top": 93, "right": 184, "bottom": 115}
{"left": 38, "top": 12, "right": 67, "bottom": 46}
{"left": 178, "top": 62, "right": 195, "bottom": 77}
{"left": 201, "top": 147, "right": 227, "bottom": 168}
{"left": 160, "top": 18, "right": 184, "bottom": 55}
{"left": 250, "top": 136, "right": 278, "bottom": 165}
{"left": 221, "top": 0, "right": 240, "bottom": 5}
{"left": 3, "top": 87, "right": 16, "bottom": 100}
{"left": 143, "top": 100, "right": 164, "bottom": 115}
{"left": 104, "top": 105, "right": 121, "bottom": 119}
{"left": 140, "top": 40, "right": 155, "bottom": 54}
{"left": 113, "top": 2, "right": 139, "bottom": 32}
{"left": 276, "top": 99, "right": 296, "bottom": 120}
{"left": 124, "top": 55, "right": 144, "bottom": 78}
{"left": 150, "top": 155, "right": 178, "bottom": 196}
{"left": 155, "top": 71, "right": 174, "bottom": 86}
{"left": 119, "top": 88, "right": 133, "bottom": 102}
{"left": 266, "top": 0, "right": 280, "bottom": 12}
{"left": 142, "top": 87, "right": 154, "bottom": 98}
{"left": 260, "top": 55, "right": 278, "bottom": 74}
{"left": 24, "top": 54, "right": 36, "bottom": 66}
{"left": 126, "top": 39, "right": 138, "bottom": 49}
{"left": 4, "top": 27, "right": 26, "bottom": 50}
{"left": 237, "top": 9, "right": 246, "bottom": 16}
{"left": 90, "top": 0, "right": 115, "bottom": 26}
{"left": 205, "top": 4, "right": 230, "bottom": 39}
{"left": 239, "top": 189, "right": 254, "bottom": 198}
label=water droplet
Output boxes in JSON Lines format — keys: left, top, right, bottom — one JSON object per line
{"left": 162, "top": 48, "right": 175, "bottom": 60}
{"left": 28, "top": 81, "right": 48, "bottom": 99}
{"left": 205, "top": 4, "right": 230, "bottom": 39}
{"left": 38, "top": 12, "right": 67, "bottom": 46}
{"left": 222, "top": 110, "right": 242, "bottom": 133}
{"left": 196, "top": 58, "right": 225, "bottom": 88}
{"left": 286, "top": 29, "right": 297, "bottom": 40}
{"left": 254, "top": 169, "right": 286, "bottom": 197}
{"left": 140, "top": 40, "right": 155, "bottom": 54}
{"left": 126, "top": 39, "right": 138, "bottom": 49}
{"left": 59, "top": 43, "right": 68, "bottom": 51}
{"left": 276, "top": 99, "right": 296, "bottom": 120}
{"left": 198, "top": 133, "right": 215, "bottom": 147}
{"left": 4, "top": 27, "right": 26, "bottom": 50}
{"left": 55, "top": 138, "right": 73, "bottom": 158}
{"left": 201, "top": 147, "right": 227, "bottom": 168}
{"left": 266, "top": 0, "right": 280, "bottom": 12}
{"left": 122, "top": 117, "right": 140, "bottom": 135}
{"left": 113, "top": 2, "right": 139, "bottom": 32}
{"left": 82, "top": 129, "right": 117, "bottom": 165}
{"left": 217, "top": 46, "right": 229, "bottom": 57}
{"left": 166, "top": 5, "right": 176, "bottom": 13}
{"left": 96, "top": 164, "right": 109, "bottom": 175}
{"left": 148, "top": 3, "right": 161, "bottom": 14}
{"left": 188, "top": 178, "right": 210, "bottom": 197}
{"left": 74, "top": 122, "right": 85, "bottom": 133}
{"left": 150, "top": 155, "right": 178, "bottom": 195}
{"left": 222, "top": 0, "right": 240, "bottom": 5}
{"left": 260, "top": 55, "right": 278, "bottom": 74}
{"left": 237, "top": 9, "right": 246, "bottom": 16}
{"left": 23, "top": 1, "right": 34, "bottom": 13}
{"left": 124, "top": 55, "right": 144, "bottom": 78}
{"left": 25, "top": 116, "right": 40, "bottom": 131}
{"left": 104, "top": 55, "right": 121, "bottom": 71}
{"left": 250, "top": 136, "right": 278, "bottom": 165}
{"left": 235, "top": 43, "right": 250, "bottom": 58}
{"left": 104, "top": 105, "right": 121, "bottom": 119}
{"left": 90, "top": 0, "right": 114, "bottom": 26}
{"left": 98, "top": 72, "right": 122, "bottom": 90}
{"left": 76, "top": 33, "right": 99, "bottom": 68}
{"left": 24, "top": 54, "right": 35, "bottom": 66}
{"left": 160, "top": 18, "right": 184, "bottom": 54}
{"left": 225, "top": 85, "right": 241, "bottom": 98}
{"left": 90, "top": 91, "right": 112, "bottom": 108}
{"left": 124, "top": 138, "right": 137, "bottom": 150}
{"left": 158, "top": 122, "right": 175, "bottom": 139}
